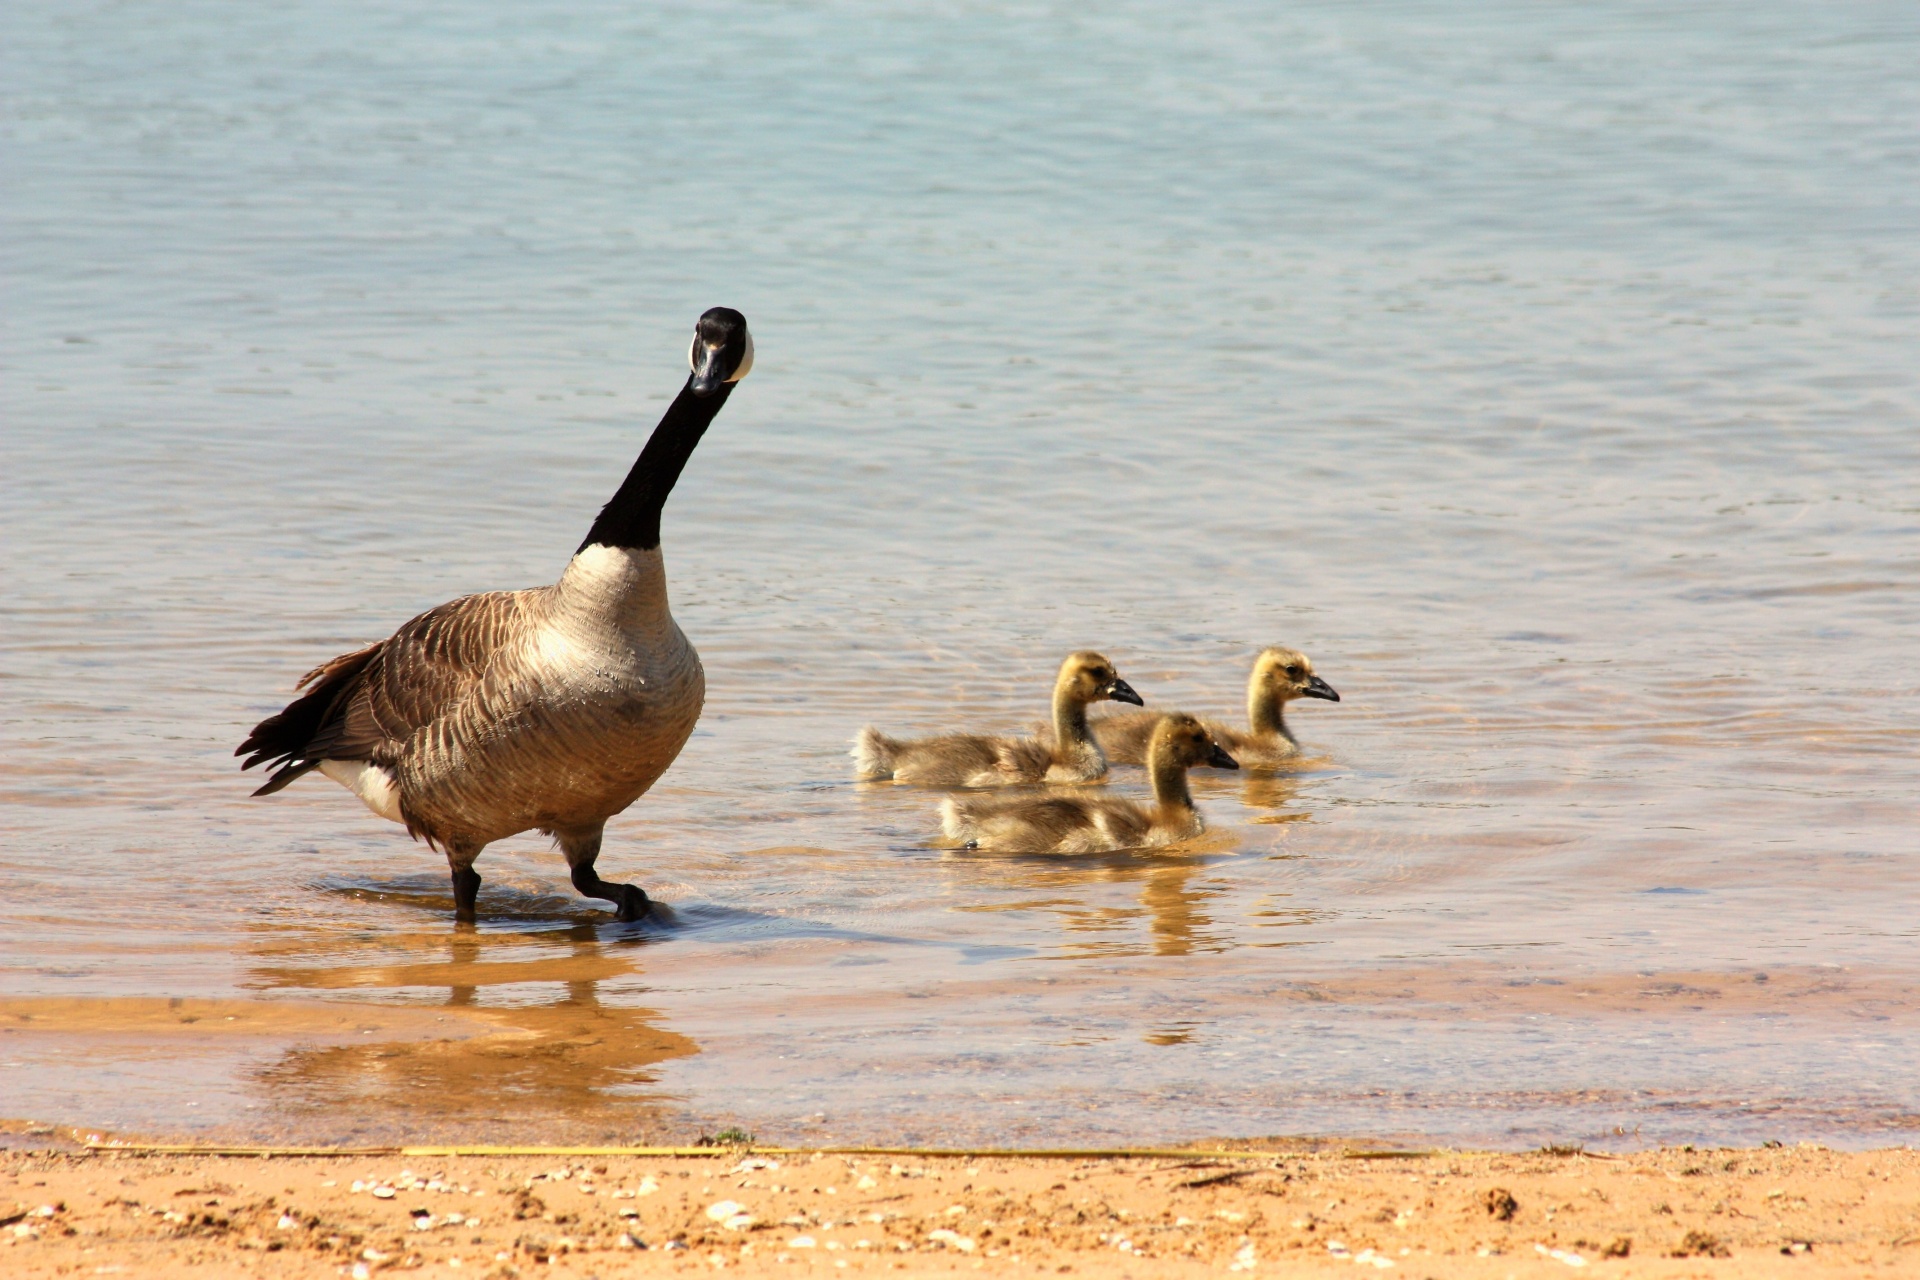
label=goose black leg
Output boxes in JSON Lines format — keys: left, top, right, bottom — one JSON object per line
{"left": 450, "top": 864, "right": 482, "bottom": 923}
{"left": 559, "top": 826, "right": 650, "bottom": 922}
{"left": 447, "top": 840, "right": 484, "bottom": 923}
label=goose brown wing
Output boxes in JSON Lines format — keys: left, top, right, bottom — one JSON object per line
{"left": 311, "top": 590, "right": 535, "bottom": 762}
{"left": 238, "top": 590, "right": 536, "bottom": 794}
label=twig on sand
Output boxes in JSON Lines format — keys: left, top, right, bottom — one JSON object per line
{"left": 1176, "top": 1168, "right": 1261, "bottom": 1189}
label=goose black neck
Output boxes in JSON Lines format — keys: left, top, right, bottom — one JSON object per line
{"left": 578, "top": 380, "right": 732, "bottom": 553}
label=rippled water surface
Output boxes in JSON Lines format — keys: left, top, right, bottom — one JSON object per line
{"left": 4, "top": 0, "right": 1918, "bottom": 1149}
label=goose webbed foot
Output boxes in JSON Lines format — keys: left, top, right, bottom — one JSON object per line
{"left": 569, "top": 862, "right": 649, "bottom": 921}
{"left": 614, "top": 884, "right": 650, "bottom": 922}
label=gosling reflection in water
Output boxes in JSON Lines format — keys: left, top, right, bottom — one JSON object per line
{"left": 246, "top": 923, "right": 695, "bottom": 1142}
{"left": 952, "top": 847, "right": 1230, "bottom": 959}
{"left": 1137, "top": 861, "right": 1227, "bottom": 957}
{"left": 1240, "top": 769, "right": 1313, "bottom": 823}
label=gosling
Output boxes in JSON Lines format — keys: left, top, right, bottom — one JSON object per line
{"left": 940, "top": 713, "right": 1238, "bottom": 853}
{"left": 852, "top": 651, "right": 1143, "bottom": 786}
{"left": 1092, "top": 646, "right": 1339, "bottom": 768}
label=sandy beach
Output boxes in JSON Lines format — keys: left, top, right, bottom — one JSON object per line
{"left": 4, "top": 1138, "right": 1915, "bottom": 1277}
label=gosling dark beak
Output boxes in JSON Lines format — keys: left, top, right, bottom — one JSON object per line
{"left": 1103, "top": 678, "right": 1144, "bottom": 707}
{"left": 1301, "top": 674, "right": 1340, "bottom": 702}
{"left": 1207, "top": 744, "right": 1240, "bottom": 770}
{"left": 687, "top": 340, "right": 731, "bottom": 398}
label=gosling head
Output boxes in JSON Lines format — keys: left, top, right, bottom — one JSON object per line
{"left": 1059, "top": 651, "right": 1144, "bottom": 706}
{"left": 1153, "top": 712, "right": 1240, "bottom": 770}
{"left": 1254, "top": 646, "right": 1339, "bottom": 703}
{"left": 687, "top": 307, "right": 754, "bottom": 397}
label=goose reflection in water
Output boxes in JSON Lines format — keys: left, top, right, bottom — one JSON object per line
{"left": 244, "top": 918, "right": 695, "bottom": 1142}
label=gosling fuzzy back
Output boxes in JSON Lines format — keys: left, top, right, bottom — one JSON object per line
{"left": 849, "top": 651, "right": 1142, "bottom": 787}
{"left": 851, "top": 725, "right": 904, "bottom": 780}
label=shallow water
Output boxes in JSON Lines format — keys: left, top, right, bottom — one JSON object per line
{"left": 3, "top": 0, "right": 1918, "bottom": 1150}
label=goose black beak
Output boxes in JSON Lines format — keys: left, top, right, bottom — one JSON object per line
{"left": 1301, "top": 674, "right": 1340, "bottom": 702}
{"left": 1207, "top": 744, "right": 1240, "bottom": 770}
{"left": 687, "top": 339, "right": 732, "bottom": 398}
{"left": 1103, "top": 678, "right": 1144, "bottom": 706}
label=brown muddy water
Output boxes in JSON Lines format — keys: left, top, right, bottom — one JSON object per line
{"left": 3, "top": 1, "right": 1918, "bottom": 1150}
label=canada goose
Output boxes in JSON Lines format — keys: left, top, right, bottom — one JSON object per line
{"left": 852, "top": 651, "right": 1143, "bottom": 787}
{"left": 236, "top": 307, "right": 755, "bottom": 923}
{"left": 940, "top": 714, "right": 1237, "bottom": 853}
{"left": 1092, "top": 646, "right": 1338, "bottom": 768}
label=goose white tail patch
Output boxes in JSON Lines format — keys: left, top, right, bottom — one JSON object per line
{"left": 318, "top": 760, "right": 404, "bottom": 824}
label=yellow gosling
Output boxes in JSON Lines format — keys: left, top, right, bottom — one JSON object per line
{"left": 852, "top": 651, "right": 1143, "bottom": 786}
{"left": 940, "top": 714, "right": 1237, "bottom": 853}
{"left": 1092, "top": 646, "right": 1338, "bottom": 768}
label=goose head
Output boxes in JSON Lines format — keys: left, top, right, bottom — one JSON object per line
{"left": 687, "top": 307, "right": 754, "bottom": 397}
{"left": 1254, "top": 646, "right": 1339, "bottom": 704}
{"left": 1153, "top": 713, "right": 1240, "bottom": 770}
{"left": 1059, "top": 651, "right": 1144, "bottom": 706}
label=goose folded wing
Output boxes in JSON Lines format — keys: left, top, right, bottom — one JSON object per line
{"left": 307, "top": 590, "right": 534, "bottom": 762}
{"left": 239, "top": 590, "right": 533, "bottom": 792}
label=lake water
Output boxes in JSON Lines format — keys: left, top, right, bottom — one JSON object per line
{"left": 4, "top": 0, "right": 1918, "bottom": 1151}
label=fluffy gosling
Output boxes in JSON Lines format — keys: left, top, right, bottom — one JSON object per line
{"left": 1093, "top": 646, "right": 1338, "bottom": 768}
{"left": 940, "top": 713, "right": 1237, "bottom": 853}
{"left": 852, "top": 651, "right": 1142, "bottom": 786}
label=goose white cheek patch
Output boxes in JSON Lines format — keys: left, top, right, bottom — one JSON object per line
{"left": 686, "top": 332, "right": 753, "bottom": 381}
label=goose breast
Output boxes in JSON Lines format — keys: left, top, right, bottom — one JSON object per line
{"left": 401, "top": 545, "right": 706, "bottom": 843}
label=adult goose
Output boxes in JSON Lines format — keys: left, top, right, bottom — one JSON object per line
{"left": 1091, "top": 646, "right": 1338, "bottom": 768}
{"left": 852, "top": 651, "right": 1142, "bottom": 787}
{"left": 236, "top": 307, "right": 754, "bottom": 923}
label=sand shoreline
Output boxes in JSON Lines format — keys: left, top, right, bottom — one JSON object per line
{"left": 4, "top": 1137, "right": 1915, "bottom": 1277}
{"left": 9, "top": 966, "right": 1919, "bottom": 1153}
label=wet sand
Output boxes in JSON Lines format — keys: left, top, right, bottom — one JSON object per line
{"left": 3, "top": 1140, "right": 1915, "bottom": 1277}
{"left": 0, "top": 995, "right": 698, "bottom": 1147}
{"left": 9, "top": 968, "right": 1920, "bottom": 1152}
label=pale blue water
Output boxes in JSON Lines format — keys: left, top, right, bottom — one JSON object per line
{"left": 3, "top": 0, "right": 1918, "bottom": 1149}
